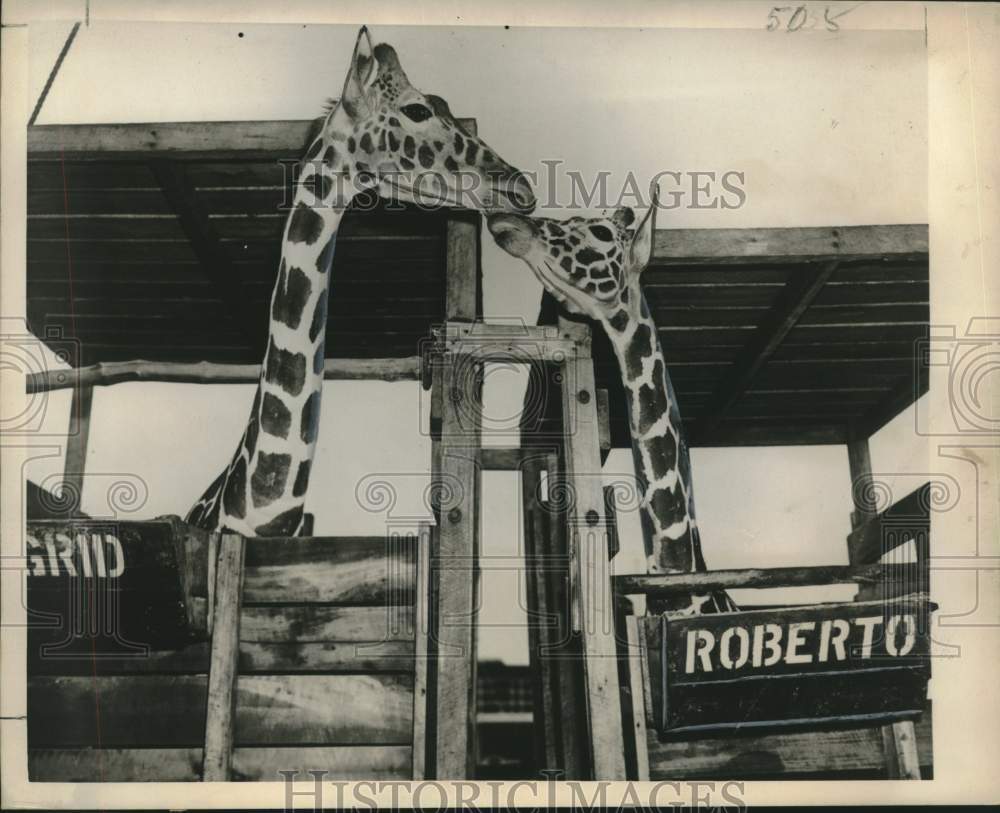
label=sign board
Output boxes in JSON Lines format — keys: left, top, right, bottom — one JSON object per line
{"left": 25, "top": 519, "right": 210, "bottom": 669}
{"left": 645, "top": 598, "right": 933, "bottom": 737}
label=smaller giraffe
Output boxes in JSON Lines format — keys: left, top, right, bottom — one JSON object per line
{"left": 488, "top": 198, "right": 736, "bottom": 616}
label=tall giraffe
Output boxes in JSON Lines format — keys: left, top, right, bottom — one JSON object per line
{"left": 186, "top": 27, "right": 535, "bottom": 536}
{"left": 488, "top": 200, "right": 736, "bottom": 615}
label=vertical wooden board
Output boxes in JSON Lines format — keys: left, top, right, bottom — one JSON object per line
{"left": 412, "top": 524, "right": 431, "bottom": 779}
{"left": 431, "top": 349, "right": 481, "bottom": 778}
{"left": 203, "top": 533, "right": 244, "bottom": 780}
{"left": 520, "top": 456, "right": 559, "bottom": 771}
{"left": 445, "top": 216, "right": 479, "bottom": 321}
{"left": 625, "top": 616, "right": 650, "bottom": 781}
{"left": 559, "top": 350, "right": 626, "bottom": 779}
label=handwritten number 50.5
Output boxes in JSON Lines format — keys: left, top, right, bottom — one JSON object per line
{"left": 767, "top": 6, "right": 845, "bottom": 32}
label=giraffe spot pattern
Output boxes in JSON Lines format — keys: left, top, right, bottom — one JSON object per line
{"left": 260, "top": 392, "right": 292, "bottom": 438}
{"left": 418, "top": 144, "right": 435, "bottom": 169}
{"left": 636, "top": 360, "right": 669, "bottom": 435}
{"left": 577, "top": 247, "right": 603, "bottom": 266}
{"left": 607, "top": 309, "right": 629, "bottom": 333}
{"left": 300, "top": 391, "right": 321, "bottom": 445}
{"left": 453, "top": 132, "right": 464, "bottom": 153}
{"left": 264, "top": 339, "right": 306, "bottom": 397}
{"left": 287, "top": 203, "right": 325, "bottom": 245}
{"left": 444, "top": 155, "right": 459, "bottom": 172}
{"left": 251, "top": 451, "right": 292, "bottom": 508}
{"left": 403, "top": 136, "right": 416, "bottom": 159}
{"left": 644, "top": 432, "right": 678, "bottom": 481}
{"left": 387, "top": 131, "right": 400, "bottom": 152}
{"left": 360, "top": 132, "right": 374, "bottom": 153}
{"left": 309, "top": 290, "right": 328, "bottom": 343}
{"left": 465, "top": 142, "right": 478, "bottom": 163}
{"left": 313, "top": 344, "right": 325, "bottom": 375}
{"left": 317, "top": 234, "right": 337, "bottom": 274}
{"left": 222, "top": 457, "right": 247, "bottom": 519}
{"left": 271, "top": 263, "right": 313, "bottom": 330}
{"left": 625, "top": 323, "right": 652, "bottom": 380}
{"left": 245, "top": 387, "right": 261, "bottom": 458}
{"left": 654, "top": 523, "right": 694, "bottom": 572}
{"left": 255, "top": 505, "right": 304, "bottom": 536}
{"left": 648, "top": 480, "right": 688, "bottom": 532}
{"left": 292, "top": 460, "right": 312, "bottom": 498}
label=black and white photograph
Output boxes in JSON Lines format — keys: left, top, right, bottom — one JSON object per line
{"left": 1, "top": 1, "right": 997, "bottom": 808}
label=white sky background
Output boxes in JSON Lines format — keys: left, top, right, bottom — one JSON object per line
{"left": 24, "top": 20, "right": 928, "bottom": 664}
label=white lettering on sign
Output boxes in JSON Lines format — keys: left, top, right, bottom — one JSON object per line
{"left": 682, "top": 612, "right": 922, "bottom": 674}
{"left": 686, "top": 629, "right": 715, "bottom": 674}
{"left": 886, "top": 614, "right": 917, "bottom": 656}
{"left": 719, "top": 626, "right": 750, "bottom": 669}
{"left": 25, "top": 532, "right": 125, "bottom": 578}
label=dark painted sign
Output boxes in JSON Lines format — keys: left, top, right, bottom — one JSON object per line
{"left": 26, "top": 520, "right": 209, "bottom": 669}
{"left": 650, "top": 598, "right": 933, "bottom": 737}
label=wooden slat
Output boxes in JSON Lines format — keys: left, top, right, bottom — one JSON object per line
{"left": 28, "top": 119, "right": 477, "bottom": 159}
{"left": 652, "top": 225, "right": 927, "bottom": 265}
{"left": 29, "top": 640, "right": 417, "bottom": 676}
{"left": 243, "top": 535, "right": 416, "bottom": 604}
{"left": 432, "top": 347, "right": 481, "bottom": 778}
{"left": 29, "top": 745, "right": 412, "bottom": 782}
{"left": 625, "top": 616, "right": 650, "bottom": 781}
{"left": 412, "top": 524, "right": 431, "bottom": 779}
{"left": 647, "top": 712, "right": 932, "bottom": 778}
{"left": 691, "top": 261, "right": 840, "bottom": 442}
{"left": 559, "top": 345, "right": 626, "bottom": 779}
{"left": 445, "top": 213, "right": 479, "bottom": 321}
{"left": 150, "top": 159, "right": 260, "bottom": 345}
{"left": 241, "top": 605, "right": 414, "bottom": 643}
{"left": 28, "top": 674, "right": 413, "bottom": 746}
{"left": 203, "top": 533, "right": 245, "bottom": 780}
{"left": 614, "top": 563, "right": 920, "bottom": 594}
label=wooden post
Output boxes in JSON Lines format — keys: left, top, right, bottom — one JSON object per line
{"left": 624, "top": 615, "right": 650, "bottom": 781}
{"left": 521, "top": 454, "right": 560, "bottom": 771}
{"left": 64, "top": 384, "right": 93, "bottom": 515}
{"left": 202, "top": 532, "right": 245, "bottom": 781}
{"left": 559, "top": 341, "right": 627, "bottom": 779}
{"left": 430, "top": 344, "right": 481, "bottom": 778}
{"left": 412, "top": 523, "right": 432, "bottom": 780}
{"left": 846, "top": 431, "right": 921, "bottom": 780}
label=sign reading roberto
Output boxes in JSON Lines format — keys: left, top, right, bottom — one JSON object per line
{"left": 648, "top": 597, "right": 934, "bottom": 737}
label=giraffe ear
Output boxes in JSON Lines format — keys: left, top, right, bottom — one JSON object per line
{"left": 341, "top": 26, "right": 377, "bottom": 119}
{"left": 627, "top": 192, "right": 657, "bottom": 276}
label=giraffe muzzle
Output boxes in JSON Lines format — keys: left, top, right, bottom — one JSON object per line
{"left": 486, "top": 213, "right": 539, "bottom": 258}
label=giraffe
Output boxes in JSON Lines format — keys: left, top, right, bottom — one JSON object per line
{"left": 186, "top": 27, "right": 535, "bottom": 536}
{"left": 488, "top": 198, "right": 736, "bottom": 616}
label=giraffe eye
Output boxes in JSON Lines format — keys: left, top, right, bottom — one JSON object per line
{"left": 401, "top": 104, "right": 433, "bottom": 123}
{"left": 589, "top": 225, "right": 614, "bottom": 242}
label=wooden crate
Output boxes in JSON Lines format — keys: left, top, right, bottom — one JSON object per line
{"left": 27, "top": 521, "right": 425, "bottom": 781}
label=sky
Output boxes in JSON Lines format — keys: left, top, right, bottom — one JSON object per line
{"left": 23, "top": 19, "right": 928, "bottom": 664}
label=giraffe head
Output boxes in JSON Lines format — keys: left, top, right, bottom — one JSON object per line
{"left": 487, "top": 195, "right": 657, "bottom": 325}
{"left": 312, "top": 27, "right": 535, "bottom": 213}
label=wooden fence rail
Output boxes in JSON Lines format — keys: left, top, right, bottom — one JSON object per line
{"left": 26, "top": 357, "right": 422, "bottom": 392}
{"left": 614, "top": 563, "right": 920, "bottom": 595}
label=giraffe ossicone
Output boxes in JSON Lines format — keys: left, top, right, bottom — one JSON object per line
{"left": 186, "top": 26, "right": 536, "bottom": 536}
{"left": 488, "top": 195, "right": 737, "bottom": 616}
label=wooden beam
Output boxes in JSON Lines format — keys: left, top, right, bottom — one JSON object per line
{"left": 63, "top": 384, "right": 93, "bottom": 515}
{"left": 614, "top": 563, "right": 921, "bottom": 594}
{"left": 847, "top": 431, "right": 877, "bottom": 531}
{"left": 624, "top": 616, "right": 650, "bottom": 781}
{"left": 28, "top": 118, "right": 477, "bottom": 159}
{"left": 28, "top": 356, "right": 422, "bottom": 393}
{"left": 691, "top": 260, "right": 840, "bottom": 443}
{"left": 430, "top": 349, "right": 481, "bottom": 778}
{"left": 445, "top": 213, "right": 480, "bottom": 321}
{"left": 652, "top": 225, "right": 927, "bottom": 265}
{"left": 149, "top": 159, "right": 261, "bottom": 348}
{"left": 202, "top": 533, "right": 245, "bottom": 781}
{"left": 559, "top": 343, "right": 627, "bottom": 779}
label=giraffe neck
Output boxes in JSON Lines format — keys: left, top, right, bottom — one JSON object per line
{"left": 186, "top": 139, "right": 346, "bottom": 536}
{"left": 605, "top": 290, "right": 734, "bottom": 615}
